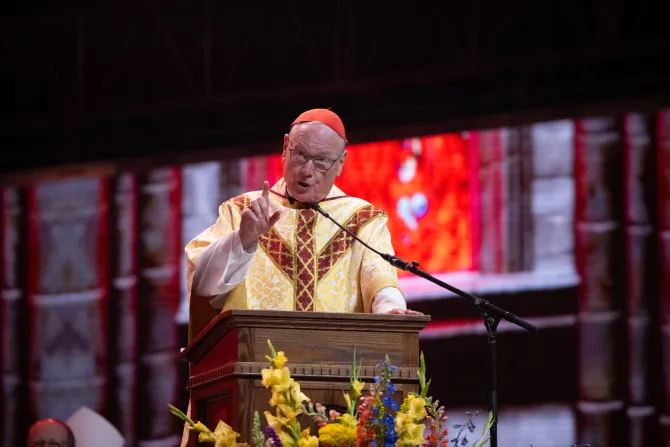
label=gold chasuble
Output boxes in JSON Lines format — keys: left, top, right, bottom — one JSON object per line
{"left": 184, "top": 178, "right": 403, "bottom": 341}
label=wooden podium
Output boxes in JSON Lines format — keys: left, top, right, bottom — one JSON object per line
{"left": 181, "top": 310, "right": 430, "bottom": 445}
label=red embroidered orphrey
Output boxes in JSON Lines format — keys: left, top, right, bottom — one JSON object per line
{"left": 229, "top": 195, "right": 384, "bottom": 311}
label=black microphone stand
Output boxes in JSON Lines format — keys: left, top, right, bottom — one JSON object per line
{"left": 309, "top": 202, "right": 538, "bottom": 447}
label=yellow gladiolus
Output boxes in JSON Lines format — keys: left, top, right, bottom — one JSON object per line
{"left": 352, "top": 380, "right": 364, "bottom": 398}
{"left": 343, "top": 393, "right": 351, "bottom": 410}
{"left": 273, "top": 351, "right": 288, "bottom": 368}
{"left": 400, "top": 422, "right": 426, "bottom": 447}
{"left": 214, "top": 420, "right": 240, "bottom": 446}
{"left": 289, "top": 379, "right": 310, "bottom": 404}
{"left": 270, "top": 367, "right": 292, "bottom": 392}
{"left": 279, "top": 431, "right": 295, "bottom": 447}
{"left": 277, "top": 404, "right": 301, "bottom": 421}
{"left": 198, "top": 432, "right": 217, "bottom": 444}
{"left": 298, "top": 428, "right": 319, "bottom": 447}
{"left": 269, "top": 391, "right": 288, "bottom": 407}
{"left": 262, "top": 367, "right": 292, "bottom": 392}
{"left": 191, "top": 421, "right": 212, "bottom": 434}
{"left": 394, "top": 411, "right": 409, "bottom": 433}
{"left": 406, "top": 396, "right": 427, "bottom": 421}
{"left": 197, "top": 420, "right": 241, "bottom": 447}
{"left": 264, "top": 411, "right": 289, "bottom": 431}
{"left": 261, "top": 368, "right": 276, "bottom": 388}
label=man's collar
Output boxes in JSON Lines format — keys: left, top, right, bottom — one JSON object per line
{"left": 269, "top": 178, "right": 348, "bottom": 208}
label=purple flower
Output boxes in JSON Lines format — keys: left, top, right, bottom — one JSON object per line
{"left": 265, "top": 425, "right": 283, "bottom": 447}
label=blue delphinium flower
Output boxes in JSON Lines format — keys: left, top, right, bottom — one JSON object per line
{"left": 382, "top": 413, "right": 397, "bottom": 447}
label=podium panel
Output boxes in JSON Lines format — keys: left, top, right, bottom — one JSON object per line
{"left": 181, "top": 310, "right": 430, "bottom": 445}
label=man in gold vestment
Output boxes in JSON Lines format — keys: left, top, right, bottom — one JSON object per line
{"left": 181, "top": 109, "right": 421, "bottom": 447}
{"left": 186, "top": 109, "right": 416, "bottom": 337}
{"left": 184, "top": 108, "right": 421, "bottom": 342}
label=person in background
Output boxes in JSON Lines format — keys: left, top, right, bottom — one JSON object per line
{"left": 27, "top": 419, "right": 75, "bottom": 447}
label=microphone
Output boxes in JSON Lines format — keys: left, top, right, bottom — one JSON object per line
{"left": 288, "top": 195, "right": 295, "bottom": 205}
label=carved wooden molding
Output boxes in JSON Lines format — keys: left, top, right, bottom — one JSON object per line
{"left": 219, "top": 310, "right": 431, "bottom": 331}
{"left": 188, "top": 362, "right": 420, "bottom": 390}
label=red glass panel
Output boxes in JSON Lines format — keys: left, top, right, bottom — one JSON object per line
{"left": 260, "top": 132, "right": 474, "bottom": 275}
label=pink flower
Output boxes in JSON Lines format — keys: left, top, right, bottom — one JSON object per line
{"left": 329, "top": 409, "right": 340, "bottom": 421}
{"left": 310, "top": 414, "right": 328, "bottom": 428}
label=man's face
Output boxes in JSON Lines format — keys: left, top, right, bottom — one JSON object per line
{"left": 28, "top": 422, "right": 74, "bottom": 447}
{"left": 282, "top": 123, "right": 347, "bottom": 203}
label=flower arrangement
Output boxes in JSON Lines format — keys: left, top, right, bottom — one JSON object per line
{"left": 170, "top": 340, "right": 494, "bottom": 447}
{"left": 168, "top": 405, "right": 247, "bottom": 447}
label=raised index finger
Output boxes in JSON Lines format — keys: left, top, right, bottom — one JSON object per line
{"left": 262, "top": 180, "right": 270, "bottom": 201}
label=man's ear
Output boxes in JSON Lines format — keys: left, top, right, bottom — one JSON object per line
{"left": 336, "top": 150, "right": 348, "bottom": 177}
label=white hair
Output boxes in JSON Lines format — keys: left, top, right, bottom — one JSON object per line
{"left": 289, "top": 121, "right": 346, "bottom": 153}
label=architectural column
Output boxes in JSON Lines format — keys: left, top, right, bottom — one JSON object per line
{"left": 502, "top": 126, "right": 534, "bottom": 272}
{"left": 623, "top": 113, "right": 659, "bottom": 447}
{"left": 477, "top": 129, "right": 505, "bottom": 273}
{"left": 1, "top": 188, "right": 27, "bottom": 447}
{"left": 109, "top": 173, "right": 139, "bottom": 445}
{"left": 179, "top": 162, "right": 221, "bottom": 326}
{"left": 657, "top": 109, "right": 670, "bottom": 444}
{"left": 530, "top": 120, "right": 577, "bottom": 276}
{"left": 574, "top": 117, "right": 627, "bottom": 446}
{"left": 136, "top": 167, "right": 181, "bottom": 447}
{"left": 25, "top": 177, "right": 110, "bottom": 421}
{"left": 477, "top": 126, "right": 535, "bottom": 274}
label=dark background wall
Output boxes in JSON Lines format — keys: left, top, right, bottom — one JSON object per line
{"left": 2, "top": 0, "right": 669, "bottom": 176}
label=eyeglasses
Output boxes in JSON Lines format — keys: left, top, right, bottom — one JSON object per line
{"left": 289, "top": 149, "right": 343, "bottom": 172}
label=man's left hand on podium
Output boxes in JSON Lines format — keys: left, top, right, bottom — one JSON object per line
{"left": 385, "top": 308, "right": 424, "bottom": 315}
